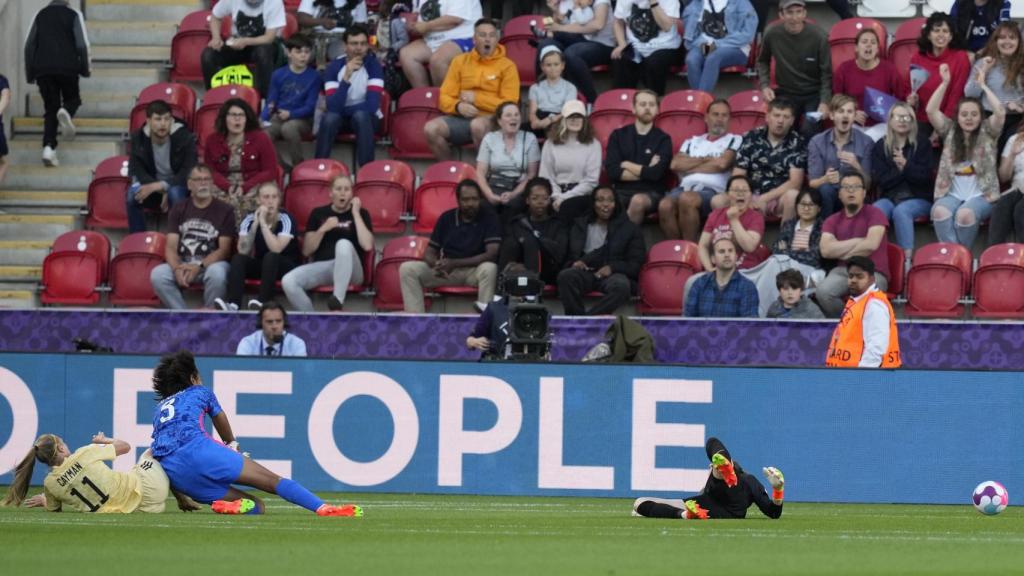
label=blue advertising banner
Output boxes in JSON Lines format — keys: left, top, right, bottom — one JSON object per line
{"left": 0, "top": 353, "right": 1019, "bottom": 505}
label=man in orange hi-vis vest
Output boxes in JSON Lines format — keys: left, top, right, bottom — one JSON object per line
{"left": 825, "top": 255, "right": 901, "bottom": 368}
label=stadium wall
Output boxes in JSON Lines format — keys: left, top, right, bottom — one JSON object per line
{"left": 2, "top": 309, "right": 1024, "bottom": 369}
{"left": 1, "top": 352, "right": 1020, "bottom": 505}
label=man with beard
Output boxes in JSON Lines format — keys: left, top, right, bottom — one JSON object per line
{"left": 605, "top": 89, "right": 673, "bottom": 224}
{"left": 424, "top": 18, "right": 520, "bottom": 158}
{"left": 733, "top": 98, "right": 807, "bottom": 222}
{"left": 817, "top": 171, "right": 890, "bottom": 318}
{"left": 825, "top": 255, "right": 902, "bottom": 368}
{"left": 126, "top": 99, "right": 198, "bottom": 233}
{"left": 399, "top": 179, "right": 500, "bottom": 313}
{"left": 807, "top": 94, "right": 874, "bottom": 218}
{"left": 150, "top": 164, "right": 236, "bottom": 310}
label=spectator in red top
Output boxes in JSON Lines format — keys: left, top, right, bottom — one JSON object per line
{"left": 681, "top": 175, "right": 766, "bottom": 307}
{"left": 907, "top": 12, "right": 970, "bottom": 130}
{"left": 203, "top": 98, "right": 279, "bottom": 225}
{"left": 832, "top": 28, "right": 907, "bottom": 137}
{"left": 816, "top": 171, "right": 890, "bottom": 317}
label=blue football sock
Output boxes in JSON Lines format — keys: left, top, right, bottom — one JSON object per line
{"left": 275, "top": 478, "right": 324, "bottom": 513}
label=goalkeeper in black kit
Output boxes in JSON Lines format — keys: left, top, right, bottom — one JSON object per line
{"left": 632, "top": 437, "right": 785, "bottom": 520}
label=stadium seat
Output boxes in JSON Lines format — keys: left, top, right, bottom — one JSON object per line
{"left": 40, "top": 231, "right": 111, "bottom": 306}
{"left": 373, "top": 236, "right": 432, "bottom": 311}
{"left": 856, "top": 0, "right": 915, "bottom": 18}
{"left": 904, "top": 242, "right": 972, "bottom": 318}
{"left": 589, "top": 89, "right": 637, "bottom": 153}
{"left": 885, "top": 242, "right": 905, "bottom": 301}
{"left": 972, "top": 243, "right": 1024, "bottom": 319}
{"left": 353, "top": 160, "right": 416, "bottom": 233}
{"left": 655, "top": 90, "right": 714, "bottom": 153}
{"left": 129, "top": 82, "right": 197, "bottom": 133}
{"left": 637, "top": 240, "right": 702, "bottom": 315}
{"left": 169, "top": 10, "right": 213, "bottom": 82}
{"left": 85, "top": 155, "right": 131, "bottom": 230}
{"left": 109, "top": 232, "right": 166, "bottom": 307}
{"left": 829, "top": 18, "right": 888, "bottom": 72}
{"left": 388, "top": 87, "right": 443, "bottom": 159}
{"left": 500, "top": 15, "right": 545, "bottom": 87}
{"left": 889, "top": 18, "right": 928, "bottom": 80}
{"left": 727, "top": 90, "right": 766, "bottom": 135}
{"left": 311, "top": 247, "right": 376, "bottom": 294}
{"left": 282, "top": 12, "right": 299, "bottom": 39}
{"left": 194, "top": 84, "right": 262, "bottom": 150}
{"left": 335, "top": 91, "right": 392, "bottom": 144}
{"left": 285, "top": 159, "right": 351, "bottom": 233}
{"left": 412, "top": 161, "right": 477, "bottom": 234}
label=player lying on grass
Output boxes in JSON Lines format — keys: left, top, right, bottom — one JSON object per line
{"left": 1, "top": 432, "right": 200, "bottom": 513}
{"left": 632, "top": 437, "right": 785, "bottom": 520}
{"left": 150, "top": 350, "right": 361, "bottom": 517}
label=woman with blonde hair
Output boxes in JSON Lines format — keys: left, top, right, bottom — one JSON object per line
{"left": 1, "top": 432, "right": 197, "bottom": 513}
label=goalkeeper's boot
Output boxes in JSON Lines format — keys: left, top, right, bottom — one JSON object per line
{"left": 763, "top": 467, "right": 785, "bottom": 500}
{"left": 682, "top": 499, "right": 709, "bottom": 520}
{"left": 317, "top": 503, "right": 363, "bottom": 517}
{"left": 212, "top": 498, "right": 255, "bottom": 515}
{"left": 711, "top": 453, "right": 738, "bottom": 488}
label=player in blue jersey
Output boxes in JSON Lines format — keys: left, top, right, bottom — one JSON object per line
{"left": 150, "top": 350, "right": 362, "bottom": 517}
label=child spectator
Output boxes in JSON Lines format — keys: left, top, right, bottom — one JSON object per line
{"left": 24, "top": 0, "right": 91, "bottom": 167}
{"left": 0, "top": 74, "right": 9, "bottom": 186}
{"left": 534, "top": 0, "right": 615, "bottom": 104}
{"left": 528, "top": 48, "right": 578, "bottom": 139}
{"left": 766, "top": 268, "right": 824, "bottom": 319}
{"left": 263, "top": 34, "right": 321, "bottom": 171}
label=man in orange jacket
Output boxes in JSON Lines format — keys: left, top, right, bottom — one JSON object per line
{"left": 424, "top": 18, "right": 520, "bottom": 159}
{"left": 825, "top": 255, "right": 902, "bottom": 368}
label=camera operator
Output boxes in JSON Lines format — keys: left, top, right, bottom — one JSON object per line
{"left": 236, "top": 300, "right": 308, "bottom": 357}
{"left": 466, "top": 270, "right": 550, "bottom": 361}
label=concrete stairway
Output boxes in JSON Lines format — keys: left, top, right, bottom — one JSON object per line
{"left": 1, "top": 0, "right": 203, "bottom": 308}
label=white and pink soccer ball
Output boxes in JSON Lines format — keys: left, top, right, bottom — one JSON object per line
{"left": 972, "top": 481, "right": 1009, "bottom": 515}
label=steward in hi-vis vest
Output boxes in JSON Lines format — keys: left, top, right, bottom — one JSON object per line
{"left": 825, "top": 255, "right": 901, "bottom": 368}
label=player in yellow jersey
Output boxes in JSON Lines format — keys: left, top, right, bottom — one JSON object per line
{"left": 1, "top": 432, "right": 199, "bottom": 513}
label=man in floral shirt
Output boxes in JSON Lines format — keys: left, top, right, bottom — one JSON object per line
{"left": 733, "top": 98, "right": 807, "bottom": 222}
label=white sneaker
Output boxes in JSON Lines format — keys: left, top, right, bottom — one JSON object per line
{"left": 474, "top": 301, "right": 488, "bottom": 313}
{"left": 57, "top": 107, "right": 76, "bottom": 140}
{"left": 213, "top": 297, "right": 238, "bottom": 312}
{"left": 41, "top": 146, "right": 58, "bottom": 167}
{"left": 247, "top": 299, "right": 263, "bottom": 311}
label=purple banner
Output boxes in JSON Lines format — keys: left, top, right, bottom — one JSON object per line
{"left": 0, "top": 309, "right": 1020, "bottom": 369}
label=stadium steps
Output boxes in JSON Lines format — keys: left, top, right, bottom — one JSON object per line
{"left": 0, "top": 191, "right": 88, "bottom": 211}
{"left": 12, "top": 117, "right": 129, "bottom": 138}
{"left": 0, "top": 215, "right": 78, "bottom": 241}
{"left": 87, "top": 20, "right": 178, "bottom": 46}
{"left": 28, "top": 92, "right": 136, "bottom": 119}
{"left": 5, "top": 139, "right": 121, "bottom": 169}
{"left": 0, "top": 290, "right": 36, "bottom": 309}
{"left": 0, "top": 266, "right": 43, "bottom": 282}
{"left": 0, "top": 241, "right": 53, "bottom": 266}
{"left": 2, "top": 164, "right": 94, "bottom": 192}
{"left": 92, "top": 46, "right": 173, "bottom": 65}
{"left": 85, "top": 0, "right": 204, "bottom": 23}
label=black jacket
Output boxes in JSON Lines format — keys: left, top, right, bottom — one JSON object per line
{"left": 128, "top": 122, "right": 198, "bottom": 189}
{"left": 25, "top": 1, "right": 91, "bottom": 83}
{"left": 505, "top": 213, "right": 569, "bottom": 267}
{"left": 870, "top": 133, "right": 936, "bottom": 203}
{"left": 603, "top": 124, "right": 673, "bottom": 195}
{"left": 565, "top": 215, "right": 646, "bottom": 281}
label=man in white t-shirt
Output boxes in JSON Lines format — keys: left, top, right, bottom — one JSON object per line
{"left": 202, "top": 0, "right": 286, "bottom": 97}
{"left": 658, "top": 99, "right": 742, "bottom": 241}
{"left": 610, "top": 0, "right": 682, "bottom": 95}
{"left": 296, "top": 0, "right": 368, "bottom": 60}
{"left": 399, "top": 0, "right": 483, "bottom": 88}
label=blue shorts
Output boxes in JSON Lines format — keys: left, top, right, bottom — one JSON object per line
{"left": 451, "top": 38, "right": 474, "bottom": 53}
{"left": 157, "top": 436, "right": 244, "bottom": 503}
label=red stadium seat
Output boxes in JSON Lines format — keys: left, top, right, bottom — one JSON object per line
{"left": 194, "top": 84, "right": 262, "bottom": 150}
{"left": 889, "top": 18, "right": 927, "bottom": 82}
{"left": 109, "top": 232, "right": 167, "bottom": 307}
{"left": 129, "top": 82, "right": 197, "bottom": 132}
{"left": 283, "top": 12, "right": 299, "bottom": 39}
{"left": 885, "top": 242, "right": 905, "bottom": 301}
{"left": 388, "top": 87, "right": 443, "bottom": 159}
{"left": 335, "top": 91, "right": 392, "bottom": 142}
{"left": 655, "top": 90, "right": 714, "bottom": 153}
{"left": 637, "top": 240, "right": 701, "bottom": 315}
{"left": 829, "top": 18, "right": 888, "bottom": 72}
{"left": 285, "top": 159, "right": 351, "bottom": 233}
{"left": 373, "top": 236, "right": 432, "bottom": 311}
{"left": 311, "top": 247, "right": 376, "bottom": 294}
{"left": 727, "top": 90, "right": 766, "bottom": 135}
{"left": 500, "top": 14, "right": 545, "bottom": 87}
{"left": 353, "top": 160, "right": 415, "bottom": 233}
{"left": 86, "top": 155, "right": 131, "bottom": 230}
{"left": 284, "top": 0, "right": 301, "bottom": 13}
{"left": 904, "top": 242, "right": 972, "bottom": 318}
{"left": 420, "top": 160, "right": 476, "bottom": 185}
{"left": 170, "top": 10, "right": 213, "bottom": 82}
{"left": 411, "top": 161, "right": 476, "bottom": 233}
{"left": 40, "top": 231, "right": 111, "bottom": 306}
{"left": 590, "top": 89, "right": 637, "bottom": 153}
{"left": 973, "top": 243, "right": 1024, "bottom": 319}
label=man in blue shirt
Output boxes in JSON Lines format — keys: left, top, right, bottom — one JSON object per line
{"left": 399, "top": 179, "right": 501, "bottom": 313}
{"left": 316, "top": 23, "right": 383, "bottom": 168}
{"left": 685, "top": 236, "right": 759, "bottom": 318}
{"left": 263, "top": 34, "right": 321, "bottom": 170}
{"left": 236, "top": 301, "right": 308, "bottom": 356}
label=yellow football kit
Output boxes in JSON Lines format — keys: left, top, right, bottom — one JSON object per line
{"left": 43, "top": 444, "right": 169, "bottom": 513}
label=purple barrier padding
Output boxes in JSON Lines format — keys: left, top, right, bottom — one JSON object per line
{"left": 0, "top": 309, "right": 1019, "bottom": 368}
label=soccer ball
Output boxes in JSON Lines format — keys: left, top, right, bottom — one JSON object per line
{"left": 972, "top": 481, "right": 1009, "bottom": 515}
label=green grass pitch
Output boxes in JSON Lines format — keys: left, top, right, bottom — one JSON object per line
{"left": 2, "top": 493, "right": 1022, "bottom": 575}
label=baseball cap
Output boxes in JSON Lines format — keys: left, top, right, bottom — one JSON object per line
{"left": 561, "top": 99, "right": 586, "bottom": 118}
{"left": 779, "top": 0, "right": 805, "bottom": 8}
